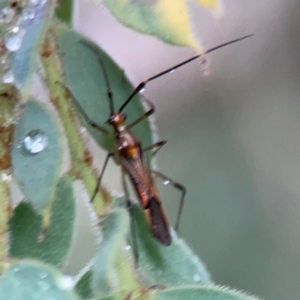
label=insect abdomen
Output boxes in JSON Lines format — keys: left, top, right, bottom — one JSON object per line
{"left": 145, "top": 196, "right": 171, "bottom": 246}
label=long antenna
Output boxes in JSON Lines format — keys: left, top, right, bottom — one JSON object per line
{"left": 80, "top": 40, "right": 114, "bottom": 115}
{"left": 119, "top": 34, "right": 254, "bottom": 113}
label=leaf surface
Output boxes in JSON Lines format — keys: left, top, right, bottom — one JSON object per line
{"left": 54, "top": 25, "right": 153, "bottom": 154}
{"left": 56, "top": 0, "right": 73, "bottom": 24}
{"left": 131, "top": 202, "right": 212, "bottom": 286}
{"left": 11, "top": 1, "right": 54, "bottom": 96}
{"left": 150, "top": 285, "right": 263, "bottom": 300}
{"left": 0, "top": 260, "right": 79, "bottom": 300}
{"left": 9, "top": 176, "right": 76, "bottom": 268}
{"left": 12, "top": 99, "right": 62, "bottom": 212}
{"left": 103, "top": 0, "right": 220, "bottom": 51}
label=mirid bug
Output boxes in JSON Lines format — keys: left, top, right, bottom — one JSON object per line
{"left": 57, "top": 33, "right": 252, "bottom": 261}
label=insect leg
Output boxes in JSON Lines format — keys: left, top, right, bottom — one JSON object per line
{"left": 121, "top": 171, "right": 139, "bottom": 265}
{"left": 143, "top": 140, "right": 167, "bottom": 157}
{"left": 79, "top": 40, "right": 115, "bottom": 115}
{"left": 127, "top": 97, "right": 155, "bottom": 130}
{"left": 152, "top": 170, "right": 186, "bottom": 232}
{"left": 56, "top": 81, "right": 109, "bottom": 135}
{"left": 91, "top": 152, "right": 114, "bottom": 202}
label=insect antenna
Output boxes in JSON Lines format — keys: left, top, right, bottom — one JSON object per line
{"left": 119, "top": 34, "right": 254, "bottom": 113}
{"left": 80, "top": 40, "right": 114, "bottom": 116}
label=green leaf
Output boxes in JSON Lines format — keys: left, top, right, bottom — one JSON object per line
{"left": 12, "top": 99, "right": 62, "bottom": 212}
{"left": 102, "top": 0, "right": 206, "bottom": 51}
{"left": 131, "top": 202, "right": 212, "bottom": 286}
{"left": 0, "top": 1, "right": 9, "bottom": 10}
{"left": 75, "top": 269, "right": 93, "bottom": 299}
{"left": 56, "top": 0, "right": 73, "bottom": 24}
{"left": 54, "top": 25, "right": 153, "bottom": 155}
{"left": 9, "top": 176, "right": 76, "bottom": 268}
{"left": 75, "top": 207, "right": 141, "bottom": 299}
{"left": 150, "top": 285, "right": 263, "bottom": 300}
{"left": 96, "top": 296, "right": 120, "bottom": 300}
{"left": 75, "top": 209, "right": 133, "bottom": 298}
{"left": 11, "top": 1, "right": 55, "bottom": 95}
{"left": 196, "top": 0, "right": 220, "bottom": 13}
{"left": 0, "top": 260, "right": 79, "bottom": 300}
{"left": 91, "top": 208, "right": 130, "bottom": 297}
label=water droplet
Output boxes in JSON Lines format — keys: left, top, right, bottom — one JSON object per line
{"left": 23, "top": 129, "right": 48, "bottom": 154}
{"left": 139, "top": 87, "right": 145, "bottom": 93}
{"left": 0, "top": 52, "right": 11, "bottom": 71}
{"left": 163, "top": 180, "right": 170, "bottom": 185}
{"left": 124, "top": 245, "right": 131, "bottom": 251}
{"left": 22, "top": 8, "right": 35, "bottom": 21}
{"left": 4, "top": 26, "right": 26, "bottom": 52}
{"left": 59, "top": 275, "right": 75, "bottom": 290}
{"left": 0, "top": 7, "right": 15, "bottom": 24}
{"left": 30, "top": 0, "right": 47, "bottom": 5}
{"left": 1, "top": 172, "right": 12, "bottom": 182}
{"left": 169, "top": 69, "right": 175, "bottom": 74}
{"left": 3, "top": 71, "right": 15, "bottom": 84}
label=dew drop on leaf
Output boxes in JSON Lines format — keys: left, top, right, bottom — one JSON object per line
{"left": 4, "top": 26, "right": 26, "bottom": 52}
{"left": 30, "top": 0, "right": 39, "bottom": 4}
{"left": 2, "top": 70, "right": 15, "bottom": 83}
{"left": 124, "top": 245, "right": 131, "bottom": 251}
{"left": 0, "top": 52, "right": 11, "bottom": 70}
{"left": 22, "top": 8, "right": 36, "bottom": 21}
{"left": 23, "top": 129, "right": 48, "bottom": 154}
{"left": 58, "top": 275, "right": 75, "bottom": 290}
{"left": 30, "top": 0, "right": 47, "bottom": 6}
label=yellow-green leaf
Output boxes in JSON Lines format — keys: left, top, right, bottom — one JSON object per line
{"left": 103, "top": 0, "right": 203, "bottom": 52}
{"left": 196, "top": 0, "right": 220, "bottom": 13}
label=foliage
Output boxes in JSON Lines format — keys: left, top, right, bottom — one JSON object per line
{"left": 0, "top": 0, "right": 262, "bottom": 299}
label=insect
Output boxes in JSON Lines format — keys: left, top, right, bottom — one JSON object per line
{"left": 58, "top": 33, "right": 252, "bottom": 260}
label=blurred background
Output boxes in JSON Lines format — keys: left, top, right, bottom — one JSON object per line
{"left": 67, "top": 1, "right": 300, "bottom": 299}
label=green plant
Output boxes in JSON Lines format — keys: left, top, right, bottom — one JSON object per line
{"left": 0, "top": 0, "right": 262, "bottom": 299}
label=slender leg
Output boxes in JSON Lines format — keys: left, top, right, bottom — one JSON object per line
{"left": 56, "top": 81, "right": 109, "bottom": 135}
{"left": 91, "top": 152, "right": 114, "bottom": 202}
{"left": 143, "top": 140, "right": 167, "bottom": 157}
{"left": 127, "top": 97, "right": 155, "bottom": 130}
{"left": 121, "top": 172, "right": 139, "bottom": 265}
{"left": 119, "top": 35, "right": 253, "bottom": 113}
{"left": 79, "top": 40, "right": 115, "bottom": 114}
{"left": 152, "top": 170, "right": 186, "bottom": 232}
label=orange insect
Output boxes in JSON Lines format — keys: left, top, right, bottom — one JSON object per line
{"left": 58, "top": 34, "right": 252, "bottom": 260}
